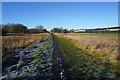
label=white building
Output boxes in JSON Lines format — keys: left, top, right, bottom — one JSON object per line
{"left": 74, "top": 29, "right": 86, "bottom": 32}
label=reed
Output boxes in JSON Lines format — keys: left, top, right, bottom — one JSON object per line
{"left": 55, "top": 33, "right": 118, "bottom": 61}
{"left": 2, "top": 33, "right": 50, "bottom": 57}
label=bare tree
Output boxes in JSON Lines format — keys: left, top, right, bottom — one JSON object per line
{"left": 36, "top": 25, "right": 44, "bottom": 30}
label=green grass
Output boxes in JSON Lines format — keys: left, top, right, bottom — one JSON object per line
{"left": 53, "top": 34, "right": 120, "bottom": 78}
{"left": 54, "top": 34, "right": 83, "bottom": 64}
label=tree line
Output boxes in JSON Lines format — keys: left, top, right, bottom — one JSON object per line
{"left": 50, "top": 27, "right": 74, "bottom": 33}
{"left": 1, "top": 23, "right": 119, "bottom": 36}
{"left": 1, "top": 23, "right": 49, "bottom": 36}
{"left": 1, "top": 23, "right": 75, "bottom": 36}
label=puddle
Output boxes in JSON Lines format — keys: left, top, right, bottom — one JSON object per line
{"left": 59, "top": 64, "right": 62, "bottom": 66}
{"left": 24, "top": 52, "right": 30, "bottom": 55}
{"left": 56, "top": 57, "right": 62, "bottom": 61}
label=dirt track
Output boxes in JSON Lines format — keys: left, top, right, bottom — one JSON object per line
{"left": 52, "top": 34, "right": 72, "bottom": 79}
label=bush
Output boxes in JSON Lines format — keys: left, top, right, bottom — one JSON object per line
{"left": 51, "top": 28, "right": 69, "bottom": 33}
{"left": 3, "top": 23, "right": 28, "bottom": 33}
{"left": 2, "top": 29, "right": 7, "bottom": 36}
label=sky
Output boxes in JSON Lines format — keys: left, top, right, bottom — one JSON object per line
{"left": 2, "top": 0, "right": 120, "bottom": 2}
{"left": 2, "top": 2, "right": 118, "bottom": 31}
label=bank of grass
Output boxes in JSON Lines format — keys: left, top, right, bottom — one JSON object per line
{"left": 56, "top": 33, "right": 118, "bottom": 61}
{"left": 53, "top": 34, "right": 120, "bottom": 78}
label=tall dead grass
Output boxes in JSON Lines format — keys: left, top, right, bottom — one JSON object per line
{"left": 55, "top": 33, "right": 118, "bottom": 61}
{"left": 2, "top": 33, "right": 50, "bottom": 56}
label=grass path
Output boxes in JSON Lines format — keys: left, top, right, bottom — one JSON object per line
{"left": 53, "top": 34, "right": 120, "bottom": 79}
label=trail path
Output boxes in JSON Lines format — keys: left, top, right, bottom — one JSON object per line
{"left": 52, "top": 34, "right": 66, "bottom": 79}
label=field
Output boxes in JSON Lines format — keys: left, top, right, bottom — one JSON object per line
{"left": 2, "top": 33, "right": 49, "bottom": 51}
{"left": 2, "top": 33, "right": 54, "bottom": 79}
{"left": 55, "top": 33, "right": 119, "bottom": 61}
{"left": 2, "top": 33, "right": 49, "bottom": 56}
{"left": 53, "top": 33, "right": 120, "bottom": 78}
{"left": 2, "top": 33, "right": 50, "bottom": 67}
{"left": 1, "top": 33, "right": 120, "bottom": 79}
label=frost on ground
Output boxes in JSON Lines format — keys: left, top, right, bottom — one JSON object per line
{"left": 2, "top": 36, "right": 54, "bottom": 79}
{"left": 54, "top": 34, "right": 119, "bottom": 79}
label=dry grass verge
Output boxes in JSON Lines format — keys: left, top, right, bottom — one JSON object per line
{"left": 2, "top": 33, "right": 50, "bottom": 57}
{"left": 2, "top": 33, "right": 49, "bottom": 49}
{"left": 55, "top": 33, "right": 118, "bottom": 61}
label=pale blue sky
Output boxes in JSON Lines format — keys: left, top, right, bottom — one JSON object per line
{"left": 2, "top": 2, "right": 118, "bottom": 31}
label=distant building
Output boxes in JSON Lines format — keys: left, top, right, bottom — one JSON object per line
{"left": 74, "top": 29, "right": 86, "bottom": 32}
{"left": 87, "top": 27, "right": 120, "bottom": 31}
{"left": 107, "top": 27, "right": 120, "bottom": 31}
{"left": 74, "top": 27, "right": 120, "bottom": 32}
